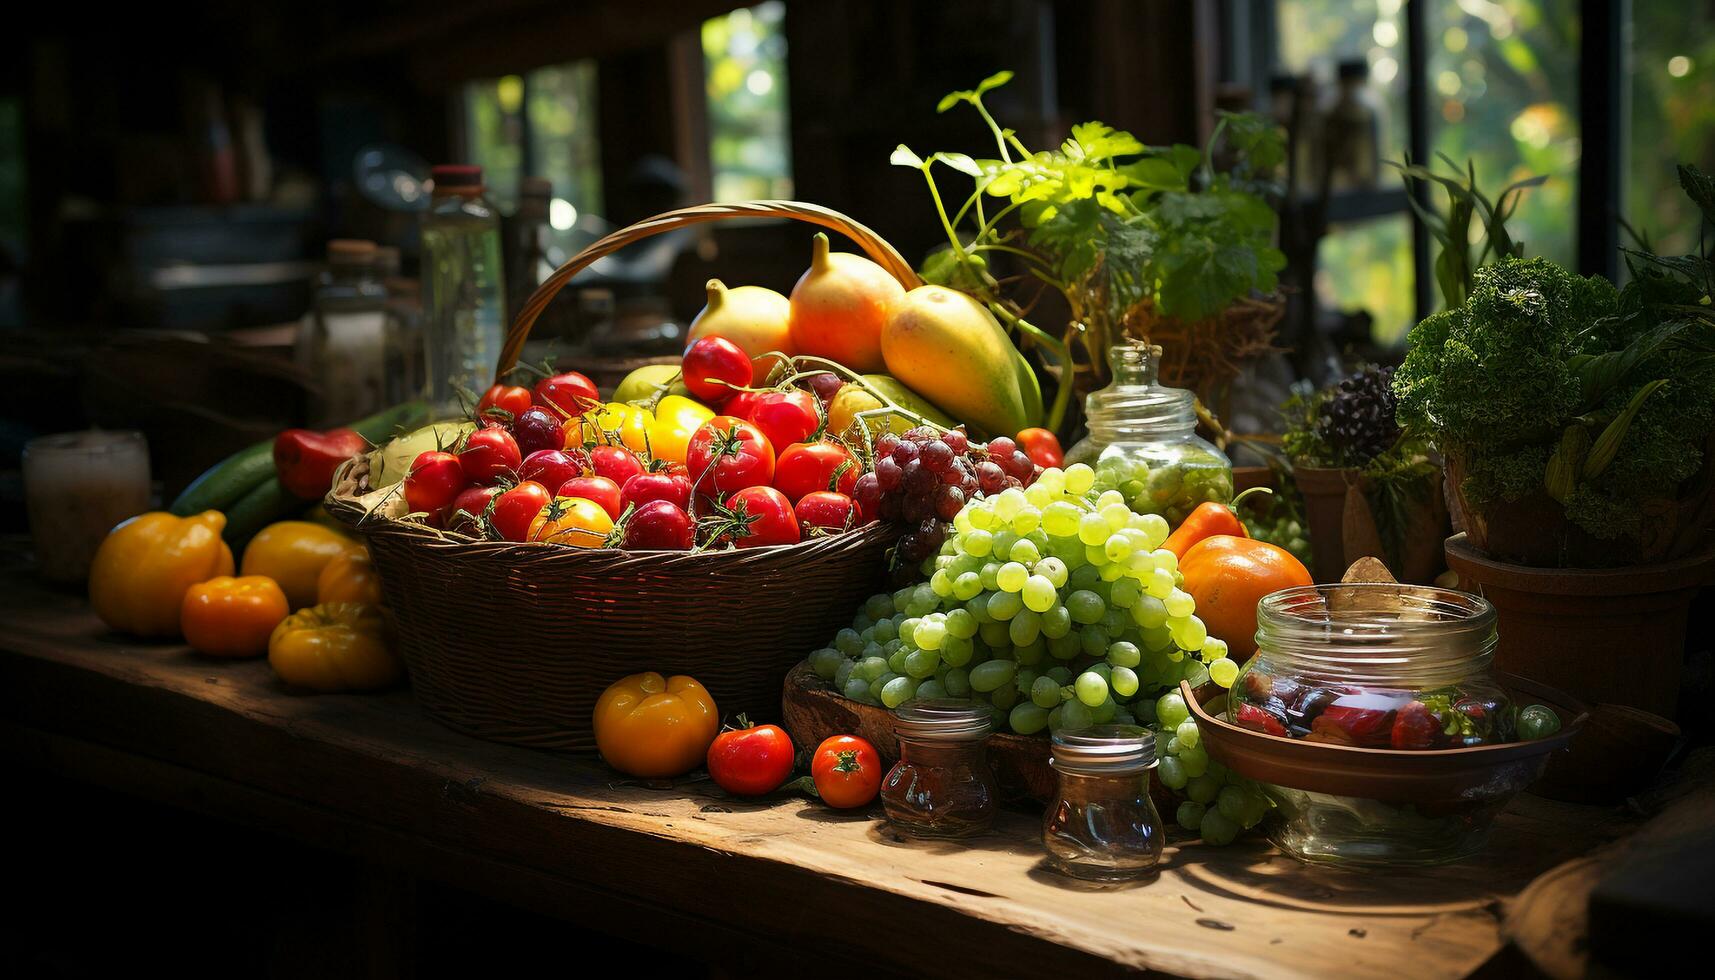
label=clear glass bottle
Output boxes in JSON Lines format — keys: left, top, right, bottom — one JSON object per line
{"left": 880, "top": 701, "right": 999, "bottom": 840}
{"left": 1234, "top": 584, "right": 1517, "bottom": 866}
{"left": 304, "top": 239, "right": 388, "bottom": 427}
{"left": 1064, "top": 343, "right": 1233, "bottom": 526}
{"left": 421, "top": 164, "right": 507, "bottom": 414}
{"left": 1042, "top": 726, "right": 1164, "bottom": 882}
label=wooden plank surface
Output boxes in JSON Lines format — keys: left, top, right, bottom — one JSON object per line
{"left": 0, "top": 574, "right": 1644, "bottom": 980}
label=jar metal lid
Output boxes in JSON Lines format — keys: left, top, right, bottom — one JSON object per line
{"left": 894, "top": 699, "right": 993, "bottom": 742}
{"left": 1050, "top": 725, "right": 1157, "bottom": 773}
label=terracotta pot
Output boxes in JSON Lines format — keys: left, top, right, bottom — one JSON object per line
{"left": 1295, "top": 464, "right": 1447, "bottom": 585}
{"left": 1445, "top": 533, "right": 1715, "bottom": 718}
{"left": 1232, "top": 465, "right": 1275, "bottom": 498}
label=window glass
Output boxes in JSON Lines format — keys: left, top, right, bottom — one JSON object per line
{"left": 525, "top": 61, "right": 604, "bottom": 243}
{"left": 463, "top": 75, "right": 526, "bottom": 211}
{"left": 1626, "top": 4, "right": 1715, "bottom": 256}
{"left": 702, "top": 1, "right": 793, "bottom": 201}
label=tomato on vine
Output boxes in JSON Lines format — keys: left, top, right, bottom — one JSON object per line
{"left": 404, "top": 451, "right": 467, "bottom": 517}
{"left": 490, "top": 481, "right": 552, "bottom": 542}
{"left": 686, "top": 417, "right": 775, "bottom": 500}
{"left": 773, "top": 441, "right": 859, "bottom": 503}
{"left": 476, "top": 384, "right": 532, "bottom": 423}
{"left": 682, "top": 337, "right": 753, "bottom": 403}
{"left": 749, "top": 389, "right": 819, "bottom": 454}
{"left": 459, "top": 427, "right": 522, "bottom": 485}
{"left": 533, "top": 371, "right": 600, "bottom": 418}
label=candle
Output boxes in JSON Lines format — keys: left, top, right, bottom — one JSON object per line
{"left": 23, "top": 430, "right": 152, "bottom": 585}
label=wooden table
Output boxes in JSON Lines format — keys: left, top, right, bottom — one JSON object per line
{"left": 0, "top": 571, "right": 1674, "bottom": 979}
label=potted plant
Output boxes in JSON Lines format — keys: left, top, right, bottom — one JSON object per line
{"left": 1392, "top": 165, "right": 1715, "bottom": 717}
{"left": 1280, "top": 365, "right": 1445, "bottom": 584}
{"left": 892, "top": 71, "right": 1286, "bottom": 440}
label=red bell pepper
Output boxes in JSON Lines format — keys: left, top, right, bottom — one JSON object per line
{"left": 273, "top": 427, "right": 369, "bottom": 500}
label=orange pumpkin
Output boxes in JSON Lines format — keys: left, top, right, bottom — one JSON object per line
{"left": 1178, "top": 534, "right": 1312, "bottom": 660}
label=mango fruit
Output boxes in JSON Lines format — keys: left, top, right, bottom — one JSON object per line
{"left": 788, "top": 233, "right": 903, "bottom": 373}
{"left": 826, "top": 374, "right": 956, "bottom": 442}
{"left": 879, "top": 285, "right": 1035, "bottom": 438}
{"left": 686, "top": 280, "right": 793, "bottom": 360}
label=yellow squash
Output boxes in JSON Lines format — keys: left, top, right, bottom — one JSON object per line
{"left": 880, "top": 285, "right": 1033, "bottom": 438}
{"left": 89, "top": 510, "right": 235, "bottom": 637}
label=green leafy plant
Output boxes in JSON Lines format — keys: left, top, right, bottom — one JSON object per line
{"left": 893, "top": 71, "right": 1286, "bottom": 432}
{"left": 1391, "top": 154, "right": 1545, "bottom": 309}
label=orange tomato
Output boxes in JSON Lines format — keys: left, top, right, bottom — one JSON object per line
{"left": 810, "top": 735, "right": 881, "bottom": 808}
{"left": 1178, "top": 534, "right": 1312, "bottom": 660}
{"left": 316, "top": 547, "right": 384, "bottom": 606}
{"left": 527, "top": 496, "right": 615, "bottom": 547}
{"left": 180, "top": 575, "right": 291, "bottom": 659}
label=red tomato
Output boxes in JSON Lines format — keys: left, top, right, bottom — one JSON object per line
{"left": 459, "top": 427, "right": 522, "bottom": 485}
{"left": 533, "top": 371, "right": 600, "bottom": 419}
{"left": 621, "top": 499, "right": 695, "bottom": 550}
{"left": 718, "top": 389, "right": 761, "bottom": 421}
{"left": 796, "top": 491, "right": 859, "bottom": 534}
{"left": 725, "top": 485, "right": 799, "bottom": 548}
{"left": 404, "top": 451, "right": 467, "bottom": 517}
{"left": 490, "top": 481, "right": 552, "bottom": 541}
{"left": 749, "top": 389, "right": 820, "bottom": 454}
{"left": 620, "top": 472, "right": 692, "bottom": 512}
{"left": 686, "top": 417, "right": 775, "bottom": 500}
{"left": 773, "top": 441, "right": 859, "bottom": 503}
{"left": 443, "top": 484, "right": 501, "bottom": 536}
{"left": 1015, "top": 427, "right": 1064, "bottom": 468}
{"left": 518, "top": 449, "right": 582, "bottom": 492}
{"left": 811, "top": 735, "right": 881, "bottom": 808}
{"left": 706, "top": 721, "right": 795, "bottom": 796}
{"left": 682, "top": 337, "right": 753, "bottom": 403}
{"left": 476, "top": 384, "right": 532, "bottom": 423}
{"left": 587, "top": 445, "right": 645, "bottom": 487}
{"left": 558, "top": 475, "right": 622, "bottom": 520}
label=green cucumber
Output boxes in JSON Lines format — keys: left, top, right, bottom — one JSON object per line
{"left": 170, "top": 438, "right": 276, "bottom": 516}
{"left": 221, "top": 477, "right": 303, "bottom": 550}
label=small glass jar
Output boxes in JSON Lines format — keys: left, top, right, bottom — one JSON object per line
{"left": 1064, "top": 344, "right": 1233, "bottom": 526}
{"left": 23, "top": 431, "right": 152, "bottom": 585}
{"left": 1042, "top": 726, "right": 1164, "bottom": 882}
{"left": 1235, "top": 584, "right": 1518, "bottom": 865}
{"left": 880, "top": 700, "right": 999, "bottom": 840}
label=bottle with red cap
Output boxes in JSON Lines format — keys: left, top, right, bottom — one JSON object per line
{"left": 421, "top": 164, "right": 507, "bottom": 413}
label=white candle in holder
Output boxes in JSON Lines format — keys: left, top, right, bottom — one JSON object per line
{"left": 23, "top": 430, "right": 152, "bottom": 585}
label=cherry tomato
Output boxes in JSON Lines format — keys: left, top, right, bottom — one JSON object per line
{"left": 706, "top": 720, "right": 795, "bottom": 796}
{"left": 810, "top": 735, "right": 881, "bottom": 809}
{"left": 1015, "top": 427, "right": 1064, "bottom": 468}
{"left": 404, "top": 451, "right": 467, "bottom": 517}
{"left": 533, "top": 371, "right": 600, "bottom": 419}
{"left": 443, "top": 484, "right": 501, "bottom": 536}
{"left": 772, "top": 441, "right": 859, "bottom": 503}
{"left": 718, "top": 389, "right": 761, "bottom": 421}
{"left": 490, "top": 481, "right": 552, "bottom": 542}
{"left": 621, "top": 500, "right": 695, "bottom": 550}
{"left": 725, "top": 485, "right": 799, "bottom": 548}
{"left": 587, "top": 445, "right": 646, "bottom": 486}
{"left": 749, "top": 389, "right": 820, "bottom": 454}
{"left": 796, "top": 491, "right": 859, "bottom": 534}
{"left": 476, "top": 384, "right": 532, "bottom": 423}
{"left": 682, "top": 337, "right": 753, "bottom": 403}
{"left": 686, "top": 417, "right": 775, "bottom": 500}
{"left": 512, "top": 406, "right": 565, "bottom": 456}
{"left": 459, "top": 427, "right": 522, "bottom": 485}
{"left": 558, "top": 475, "right": 622, "bottom": 520}
{"left": 569, "top": 402, "right": 654, "bottom": 456}
{"left": 528, "top": 496, "right": 615, "bottom": 548}
{"left": 518, "top": 449, "right": 583, "bottom": 492}
{"left": 620, "top": 471, "right": 692, "bottom": 512}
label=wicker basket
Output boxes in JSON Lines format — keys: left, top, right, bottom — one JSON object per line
{"left": 328, "top": 201, "right": 921, "bottom": 751}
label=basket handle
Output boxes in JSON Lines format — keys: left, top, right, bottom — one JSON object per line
{"left": 496, "top": 199, "right": 924, "bottom": 381}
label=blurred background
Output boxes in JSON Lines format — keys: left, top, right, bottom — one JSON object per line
{"left": 1, "top": 0, "right": 1711, "bottom": 502}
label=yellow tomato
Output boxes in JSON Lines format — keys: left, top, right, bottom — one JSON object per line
{"left": 316, "top": 547, "right": 384, "bottom": 606}
{"left": 241, "top": 521, "right": 360, "bottom": 611}
{"left": 527, "top": 496, "right": 615, "bottom": 547}
{"left": 592, "top": 672, "right": 720, "bottom": 778}
{"left": 180, "top": 575, "right": 290, "bottom": 658}
{"left": 269, "top": 603, "right": 399, "bottom": 693}
{"left": 89, "top": 511, "right": 235, "bottom": 637}
{"left": 649, "top": 394, "right": 716, "bottom": 467}
{"left": 565, "top": 401, "right": 653, "bottom": 456}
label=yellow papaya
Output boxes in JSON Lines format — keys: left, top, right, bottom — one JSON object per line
{"left": 880, "top": 285, "right": 1030, "bottom": 438}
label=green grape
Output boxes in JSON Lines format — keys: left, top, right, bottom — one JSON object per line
{"left": 1156, "top": 692, "right": 1190, "bottom": 728}
{"left": 1064, "top": 463, "right": 1096, "bottom": 495}
{"left": 915, "top": 679, "right": 947, "bottom": 701}
{"left": 868, "top": 672, "right": 895, "bottom": 700}
{"left": 1105, "top": 640, "right": 1141, "bottom": 668}
{"left": 871, "top": 618, "right": 898, "bottom": 643}
{"left": 915, "top": 617, "right": 947, "bottom": 650}
{"left": 1141, "top": 625, "right": 1174, "bottom": 652}
{"left": 1067, "top": 564, "right": 1102, "bottom": 592}
{"left": 1077, "top": 512, "right": 1109, "bottom": 546}
{"left": 979, "top": 562, "right": 1002, "bottom": 591}
{"left": 969, "top": 659, "right": 1017, "bottom": 692}
{"left": 1021, "top": 575, "right": 1056, "bottom": 612}
{"left": 1199, "top": 809, "right": 1238, "bottom": 845}
{"left": 989, "top": 681, "right": 1019, "bottom": 710}
{"left": 864, "top": 594, "right": 895, "bottom": 620}
{"left": 808, "top": 648, "right": 843, "bottom": 680}
{"left": 1130, "top": 594, "right": 1168, "bottom": 629}
{"left": 965, "top": 595, "right": 994, "bottom": 624}
{"left": 842, "top": 676, "right": 873, "bottom": 702}
{"left": 1013, "top": 636, "right": 1046, "bottom": 665}
{"left": 1056, "top": 700, "right": 1094, "bottom": 731}
{"left": 1098, "top": 562, "right": 1126, "bottom": 583}
{"left": 1176, "top": 801, "right": 1207, "bottom": 831}
{"left": 1099, "top": 502, "right": 1132, "bottom": 531}
{"left": 979, "top": 620, "right": 1010, "bottom": 647}
{"left": 929, "top": 568, "right": 953, "bottom": 597}
{"left": 903, "top": 648, "right": 940, "bottom": 678}
{"left": 1100, "top": 608, "right": 1128, "bottom": 637}
{"left": 966, "top": 504, "right": 994, "bottom": 531}
{"left": 1158, "top": 755, "right": 1188, "bottom": 789}
{"left": 854, "top": 617, "right": 876, "bottom": 637}
{"left": 1008, "top": 538, "right": 1042, "bottom": 566}
{"left": 1036, "top": 467, "right": 1066, "bottom": 495}
{"left": 1030, "top": 675, "right": 1063, "bottom": 709}
{"left": 1208, "top": 657, "right": 1239, "bottom": 688}
{"left": 1110, "top": 665, "right": 1139, "bottom": 697}
{"left": 1009, "top": 702, "right": 1050, "bottom": 735}
{"left": 1199, "top": 636, "right": 1229, "bottom": 664}
{"left": 996, "top": 561, "right": 1030, "bottom": 594}
{"left": 943, "top": 666, "right": 971, "bottom": 698}
{"left": 1008, "top": 608, "right": 1042, "bottom": 646}
{"left": 964, "top": 528, "right": 994, "bottom": 557}
{"left": 986, "top": 589, "right": 1023, "bottom": 621}
{"left": 1073, "top": 671, "right": 1108, "bottom": 707}
{"left": 1047, "top": 632, "right": 1082, "bottom": 659}
{"left": 993, "top": 487, "right": 1026, "bottom": 521}
{"left": 1171, "top": 614, "right": 1207, "bottom": 651}
{"left": 1186, "top": 773, "right": 1221, "bottom": 805}
{"left": 853, "top": 656, "right": 888, "bottom": 682}
{"left": 1145, "top": 567, "right": 1176, "bottom": 598}
{"left": 1165, "top": 736, "right": 1183, "bottom": 756}
{"left": 1011, "top": 507, "right": 1041, "bottom": 536}
{"left": 881, "top": 675, "right": 918, "bottom": 708}
{"left": 1238, "top": 788, "right": 1269, "bottom": 828}
{"left": 1078, "top": 624, "right": 1108, "bottom": 657}
{"left": 1066, "top": 590, "right": 1106, "bottom": 624}
{"left": 1103, "top": 534, "right": 1132, "bottom": 563}
{"left": 945, "top": 608, "right": 977, "bottom": 639}
{"left": 991, "top": 529, "right": 1019, "bottom": 558}
{"left": 1164, "top": 589, "right": 1195, "bottom": 618}
{"left": 887, "top": 648, "right": 910, "bottom": 673}
{"left": 952, "top": 572, "right": 984, "bottom": 601}
{"left": 835, "top": 628, "right": 863, "bottom": 655}
{"left": 1175, "top": 718, "right": 1201, "bottom": 748}
{"left": 1023, "top": 483, "right": 1052, "bottom": 508}
{"left": 833, "top": 657, "right": 855, "bottom": 688}
{"left": 940, "top": 635, "right": 974, "bottom": 667}
{"left": 1091, "top": 696, "right": 1117, "bottom": 724}
{"left": 952, "top": 507, "right": 973, "bottom": 535}
{"left": 1032, "top": 557, "right": 1067, "bottom": 588}
{"left": 1216, "top": 785, "right": 1248, "bottom": 823}
{"left": 1178, "top": 743, "right": 1209, "bottom": 778}
{"left": 1083, "top": 543, "right": 1110, "bottom": 568}
{"left": 1041, "top": 502, "right": 1080, "bottom": 538}
{"left": 1109, "top": 577, "right": 1141, "bottom": 609}
{"left": 1039, "top": 604, "right": 1072, "bottom": 639}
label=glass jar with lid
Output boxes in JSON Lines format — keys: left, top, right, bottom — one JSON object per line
{"left": 1233, "top": 584, "right": 1523, "bottom": 865}
{"left": 1064, "top": 343, "right": 1233, "bottom": 526}
{"left": 1042, "top": 726, "right": 1165, "bottom": 882}
{"left": 879, "top": 700, "right": 999, "bottom": 840}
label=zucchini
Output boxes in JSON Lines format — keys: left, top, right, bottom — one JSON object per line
{"left": 169, "top": 438, "right": 275, "bottom": 516}
{"left": 221, "top": 477, "right": 303, "bottom": 551}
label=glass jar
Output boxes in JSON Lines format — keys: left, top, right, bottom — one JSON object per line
{"left": 880, "top": 701, "right": 999, "bottom": 839}
{"left": 1064, "top": 344, "right": 1233, "bottom": 526}
{"left": 1042, "top": 726, "right": 1164, "bottom": 882}
{"left": 421, "top": 164, "right": 507, "bottom": 415}
{"left": 303, "top": 239, "right": 389, "bottom": 428}
{"left": 1234, "top": 584, "right": 1518, "bottom": 865}
{"left": 23, "top": 431, "right": 151, "bottom": 585}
